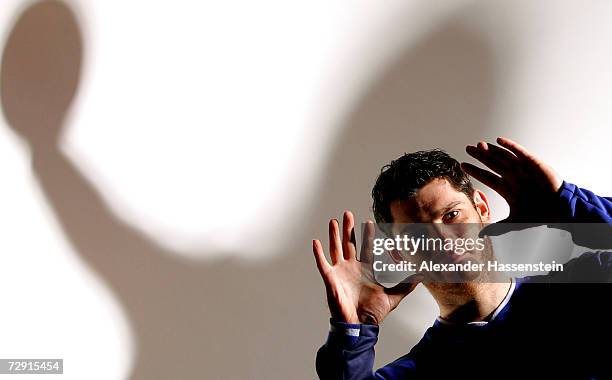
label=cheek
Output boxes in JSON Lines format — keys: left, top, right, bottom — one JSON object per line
{"left": 462, "top": 207, "right": 484, "bottom": 222}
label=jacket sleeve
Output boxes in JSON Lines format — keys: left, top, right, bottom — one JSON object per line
{"left": 315, "top": 319, "right": 416, "bottom": 380}
{"left": 552, "top": 181, "right": 612, "bottom": 249}
{"left": 557, "top": 181, "right": 612, "bottom": 222}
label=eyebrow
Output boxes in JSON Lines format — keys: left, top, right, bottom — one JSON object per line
{"left": 434, "top": 200, "right": 462, "bottom": 215}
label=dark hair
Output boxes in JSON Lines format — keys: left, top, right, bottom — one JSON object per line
{"left": 371, "top": 149, "right": 474, "bottom": 223}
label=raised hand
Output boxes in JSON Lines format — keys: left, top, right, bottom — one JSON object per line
{"left": 461, "top": 137, "right": 563, "bottom": 224}
{"left": 313, "top": 211, "right": 423, "bottom": 325}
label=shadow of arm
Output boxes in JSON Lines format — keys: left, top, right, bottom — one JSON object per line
{"left": 30, "top": 147, "right": 166, "bottom": 283}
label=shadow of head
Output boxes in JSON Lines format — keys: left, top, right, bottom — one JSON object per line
{"left": 1, "top": 0, "right": 82, "bottom": 147}
{"left": 0, "top": 2, "right": 499, "bottom": 378}
{"left": 314, "top": 19, "right": 496, "bottom": 223}
{"left": 306, "top": 15, "right": 499, "bottom": 368}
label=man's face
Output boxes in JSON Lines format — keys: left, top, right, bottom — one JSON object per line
{"left": 389, "top": 178, "right": 489, "bottom": 224}
{"left": 388, "top": 178, "right": 492, "bottom": 281}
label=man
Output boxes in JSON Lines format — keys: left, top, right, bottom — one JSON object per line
{"left": 313, "top": 137, "right": 612, "bottom": 379}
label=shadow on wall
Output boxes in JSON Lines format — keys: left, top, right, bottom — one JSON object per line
{"left": 0, "top": 1, "right": 497, "bottom": 379}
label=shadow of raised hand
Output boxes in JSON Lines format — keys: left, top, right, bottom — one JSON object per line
{"left": 2, "top": 2, "right": 322, "bottom": 378}
{"left": 1, "top": 1, "right": 498, "bottom": 379}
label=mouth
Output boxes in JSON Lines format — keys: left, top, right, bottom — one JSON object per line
{"left": 448, "top": 252, "right": 469, "bottom": 263}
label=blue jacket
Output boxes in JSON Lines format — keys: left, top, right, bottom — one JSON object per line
{"left": 316, "top": 181, "right": 612, "bottom": 379}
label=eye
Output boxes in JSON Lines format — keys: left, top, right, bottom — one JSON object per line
{"left": 443, "top": 210, "right": 459, "bottom": 222}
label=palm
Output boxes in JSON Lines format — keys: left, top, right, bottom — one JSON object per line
{"left": 313, "top": 212, "right": 421, "bottom": 325}
{"left": 327, "top": 260, "right": 393, "bottom": 324}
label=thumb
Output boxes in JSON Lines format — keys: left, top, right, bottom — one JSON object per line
{"left": 384, "top": 273, "right": 425, "bottom": 305}
{"left": 478, "top": 218, "right": 545, "bottom": 238}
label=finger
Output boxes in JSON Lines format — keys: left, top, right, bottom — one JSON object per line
{"left": 312, "top": 239, "right": 332, "bottom": 276}
{"left": 460, "top": 162, "right": 504, "bottom": 193}
{"left": 483, "top": 142, "right": 520, "bottom": 166}
{"left": 496, "top": 137, "right": 534, "bottom": 161}
{"left": 479, "top": 220, "right": 543, "bottom": 238}
{"left": 384, "top": 273, "right": 425, "bottom": 305}
{"left": 478, "top": 218, "right": 511, "bottom": 238}
{"left": 466, "top": 142, "right": 511, "bottom": 178}
{"left": 329, "top": 219, "right": 343, "bottom": 264}
{"left": 485, "top": 142, "right": 529, "bottom": 179}
{"left": 342, "top": 210, "right": 357, "bottom": 260}
{"left": 359, "top": 220, "right": 375, "bottom": 264}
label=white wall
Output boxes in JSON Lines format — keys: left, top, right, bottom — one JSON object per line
{"left": 0, "top": 1, "right": 610, "bottom": 379}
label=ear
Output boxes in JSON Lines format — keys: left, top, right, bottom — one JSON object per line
{"left": 472, "top": 189, "right": 490, "bottom": 223}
